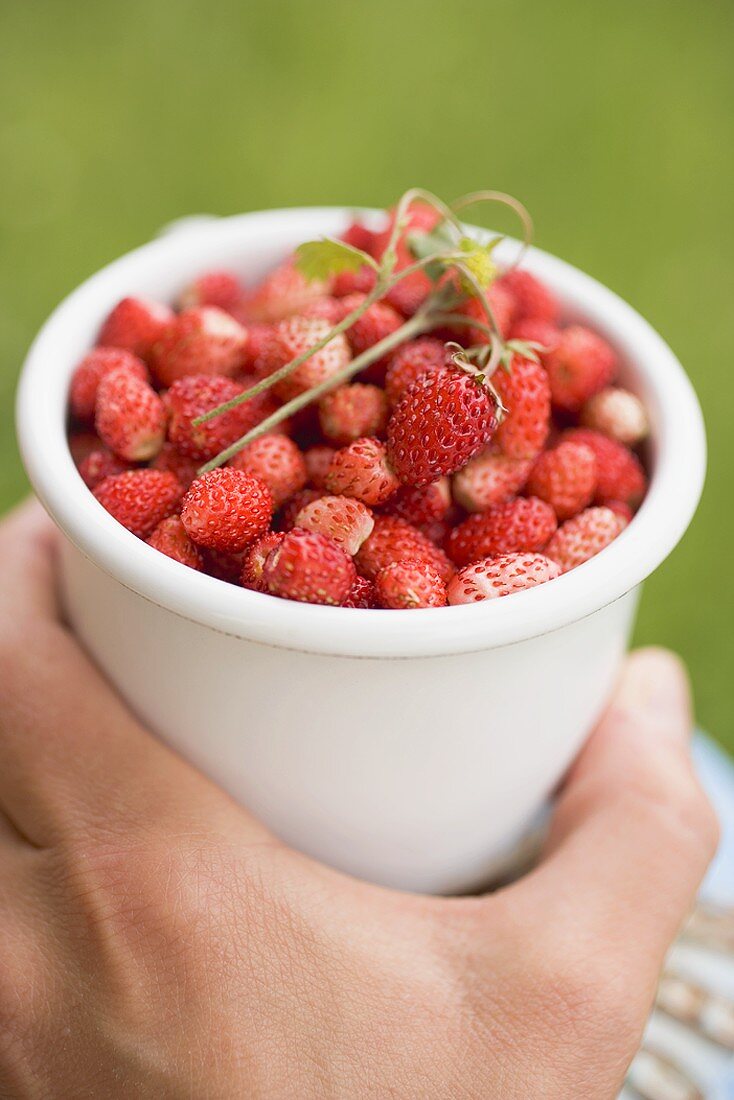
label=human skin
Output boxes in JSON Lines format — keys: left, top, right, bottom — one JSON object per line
{"left": 0, "top": 501, "right": 719, "bottom": 1098}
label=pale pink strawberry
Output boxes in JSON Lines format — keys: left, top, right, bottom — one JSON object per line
{"left": 262, "top": 528, "right": 356, "bottom": 606}
{"left": 544, "top": 326, "right": 617, "bottom": 412}
{"left": 98, "top": 297, "right": 174, "bottom": 361}
{"left": 69, "top": 347, "right": 148, "bottom": 422}
{"left": 325, "top": 437, "right": 400, "bottom": 506}
{"left": 375, "top": 560, "right": 447, "bottom": 609}
{"left": 493, "top": 356, "right": 551, "bottom": 461}
{"left": 304, "top": 445, "right": 336, "bottom": 489}
{"left": 229, "top": 434, "right": 307, "bottom": 508}
{"left": 318, "top": 383, "right": 388, "bottom": 445}
{"left": 300, "top": 296, "right": 345, "bottom": 325}
{"left": 146, "top": 515, "right": 203, "bottom": 570}
{"left": 95, "top": 368, "right": 167, "bottom": 461}
{"left": 181, "top": 468, "right": 274, "bottom": 553}
{"left": 448, "top": 553, "right": 561, "bottom": 604}
{"left": 355, "top": 515, "right": 454, "bottom": 584}
{"left": 526, "top": 440, "right": 598, "bottom": 521}
{"left": 152, "top": 307, "right": 248, "bottom": 386}
{"left": 580, "top": 387, "right": 649, "bottom": 446}
{"left": 257, "top": 316, "right": 350, "bottom": 403}
{"left": 178, "top": 270, "right": 243, "bottom": 313}
{"left": 239, "top": 257, "right": 330, "bottom": 323}
{"left": 446, "top": 497, "right": 558, "bottom": 567}
{"left": 545, "top": 506, "right": 627, "bottom": 573}
{"left": 452, "top": 450, "right": 532, "bottom": 512}
{"left": 241, "top": 532, "right": 285, "bottom": 591}
{"left": 295, "top": 494, "right": 374, "bottom": 555}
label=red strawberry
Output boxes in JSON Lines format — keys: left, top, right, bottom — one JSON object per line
{"left": 200, "top": 547, "right": 248, "bottom": 584}
{"left": 166, "top": 374, "right": 275, "bottom": 462}
{"left": 304, "top": 445, "right": 336, "bottom": 489}
{"left": 300, "top": 296, "right": 345, "bottom": 325}
{"left": 93, "top": 469, "right": 182, "bottom": 539}
{"left": 384, "top": 338, "right": 448, "bottom": 405}
{"left": 544, "top": 325, "right": 617, "bottom": 412}
{"left": 605, "top": 499, "right": 634, "bottom": 524}
{"left": 453, "top": 449, "right": 532, "bottom": 512}
{"left": 181, "top": 468, "right": 274, "bottom": 553}
{"left": 508, "top": 317, "right": 561, "bottom": 353}
{"left": 318, "top": 383, "right": 388, "bottom": 445}
{"left": 332, "top": 266, "right": 378, "bottom": 298}
{"left": 151, "top": 443, "right": 199, "bottom": 490}
{"left": 325, "top": 437, "right": 400, "bottom": 506}
{"left": 241, "top": 531, "right": 285, "bottom": 591}
{"left": 448, "top": 553, "right": 561, "bottom": 604}
{"left": 384, "top": 478, "right": 451, "bottom": 526}
{"left": 455, "top": 281, "right": 517, "bottom": 343}
{"left": 239, "top": 322, "right": 274, "bottom": 374}
{"left": 355, "top": 515, "right": 454, "bottom": 584}
{"left": 152, "top": 307, "right": 248, "bottom": 386}
{"left": 340, "top": 221, "right": 378, "bottom": 255}
{"left": 493, "top": 356, "right": 551, "bottom": 461}
{"left": 497, "top": 268, "right": 559, "bottom": 324}
{"left": 545, "top": 506, "right": 626, "bottom": 573}
{"left": 95, "top": 368, "right": 167, "bottom": 461}
{"left": 342, "top": 575, "right": 378, "bottom": 609}
{"left": 386, "top": 367, "right": 498, "bottom": 487}
{"left": 146, "top": 515, "right": 203, "bottom": 570}
{"left": 98, "top": 297, "right": 174, "bottom": 361}
{"left": 262, "top": 528, "right": 356, "bottom": 606}
{"left": 339, "top": 294, "right": 404, "bottom": 376}
{"left": 229, "top": 434, "right": 307, "bottom": 508}
{"left": 78, "top": 448, "right": 131, "bottom": 489}
{"left": 580, "top": 387, "right": 649, "bottom": 446}
{"left": 563, "top": 428, "right": 647, "bottom": 508}
{"left": 375, "top": 560, "right": 447, "bottom": 609}
{"left": 69, "top": 347, "right": 148, "bottom": 423}
{"left": 69, "top": 429, "right": 102, "bottom": 467}
{"left": 259, "top": 316, "right": 350, "bottom": 403}
{"left": 239, "top": 257, "right": 330, "bottom": 323}
{"left": 526, "top": 440, "right": 597, "bottom": 521}
{"left": 295, "top": 494, "right": 374, "bottom": 555}
{"left": 446, "top": 497, "right": 557, "bottom": 567}
{"left": 178, "top": 270, "right": 243, "bottom": 313}
{"left": 277, "top": 488, "right": 326, "bottom": 532}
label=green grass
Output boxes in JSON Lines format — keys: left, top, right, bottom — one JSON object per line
{"left": 1, "top": 0, "right": 732, "bottom": 748}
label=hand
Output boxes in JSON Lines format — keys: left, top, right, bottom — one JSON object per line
{"left": 0, "top": 501, "right": 718, "bottom": 1099}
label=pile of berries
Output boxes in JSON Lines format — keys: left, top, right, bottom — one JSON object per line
{"left": 67, "top": 197, "right": 649, "bottom": 610}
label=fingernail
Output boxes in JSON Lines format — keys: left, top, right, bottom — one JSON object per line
{"left": 615, "top": 648, "right": 693, "bottom": 742}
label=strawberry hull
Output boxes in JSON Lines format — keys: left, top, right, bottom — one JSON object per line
{"left": 17, "top": 208, "right": 705, "bottom": 893}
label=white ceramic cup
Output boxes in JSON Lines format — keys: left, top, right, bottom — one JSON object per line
{"left": 16, "top": 208, "right": 706, "bottom": 894}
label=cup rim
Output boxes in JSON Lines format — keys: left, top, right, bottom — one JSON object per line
{"left": 16, "top": 206, "right": 706, "bottom": 658}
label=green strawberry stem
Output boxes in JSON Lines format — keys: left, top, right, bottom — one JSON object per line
{"left": 197, "top": 311, "right": 429, "bottom": 474}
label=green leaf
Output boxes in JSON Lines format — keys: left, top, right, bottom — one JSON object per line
{"left": 294, "top": 237, "right": 378, "bottom": 282}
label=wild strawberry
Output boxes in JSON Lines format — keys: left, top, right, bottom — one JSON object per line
{"left": 544, "top": 325, "right": 617, "bottom": 412}
{"left": 448, "top": 553, "right": 561, "bottom": 604}
{"left": 181, "top": 468, "right": 274, "bottom": 553}
{"left": 150, "top": 443, "right": 199, "bottom": 489}
{"left": 384, "top": 478, "right": 451, "bottom": 526}
{"left": 493, "top": 356, "right": 551, "bottom": 461}
{"left": 342, "top": 575, "right": 378, "bottom": 609}
{"left": 304, "top": 445, "right": 336, "bottom": 489}
{"left": 98, "top": 297, "right": 174, "bottom": 361}
{"left": 386, "top": 367, "right": 498, "bottom": 487}
{"left": 332, "top": 266, "right": 378, "bottom": 297}
{"left": 146, "top": 515, "right": 202, "bottom": 570}
{"left": 605, "top": 499, "right": 634, "bottom": 524}
{"left": 355, "top": 515, "right": 454, "bottom": 584}
{"left": 545, "top": 506, "right": 626, "bottom": 573}
{"left": 200, "top": 547, "right": 248, "bottom": 584}
{"left": 497, "top": 268, "right": 559, "bottom": 323}
{"left": 456, "top": 281, "right": 517, "bottom": 343}
{"left": 166, "top": 374, "right": 275, "bottom": 462}
{"left": 69, "top": 347, "right": 148, "bottom": 423}
{"left": 241, "top": 531, "right": 285, "bottom": 591}
{"left": 453, "top": 449, "right": 532, "bottom": 512}
{"left": 526, "top": 440, "right": 597, "bottom": 521}
{"left": 178, "top": 270, "right": 243, "bottom": 313}
{"left": 259, "top": 316, "right": 350, "bottom": 403}
{"left": 295, "top": 494, "right": 374, "bottom": 555}
{"left": 152, "top": 307, "right": 248, "bottom": 386}
{"left": 325, "top": 437, "right": 399, "bottom": 506}
{"left": 95, "top": 368, "right": 167, "bottom": 461}
{"left": 375, "top": 560, "right": 447, "bottom": 609}
{"left": 339, "top": 294, "right": 404, "bottom": 374}
{"left": 78, "top": 448, "right": 131, "bottom": 489}
{"left": 300, "top": 296, "right": 345, "bottom": 325}
{"left": 277, "top": 488, "right": 326, "bottom": 531}
{"left": 580, "top": 387, "right": 649, "bottom": 446}
{"left": 229, "top": 434, "right": 307, "bottom": 508}
{"left": 239, "top": 323, "right": 274, "bottom": 374}
{"left": 563, "top": 428, "right": 647, "bottom": 507}
{"left": 318, "top": 383, "right": 388, "bottom": 445}
{"left": 446, "top": 497, "right": 557, "bottom": 567}
{"left": 508, "top": 317, "right": 561, "bottom": 353}
{"left": 239, "top": 257, "right": 330, "bottom": 323}
{"left": 69, "top": 429, "right": 102, "bottom": 467}
{"left": 262, "top": 528, "right": 356, "bottom": 606}
{"left": 384, "top": 338, "right": 448, "bottom": 404}
{"left": 340, "top": 221, "right": 378, "bottom": 255}
{"left": 93, "top": 469, "right": 182, "bottom": 539}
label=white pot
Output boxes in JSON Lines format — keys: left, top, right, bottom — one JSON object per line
{"left": 16, "top": 208, "right": 706, "bottom": 894}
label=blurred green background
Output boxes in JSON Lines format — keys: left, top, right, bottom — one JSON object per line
{"left": 1, "top": 0, "right": 732, "bottom": 747}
